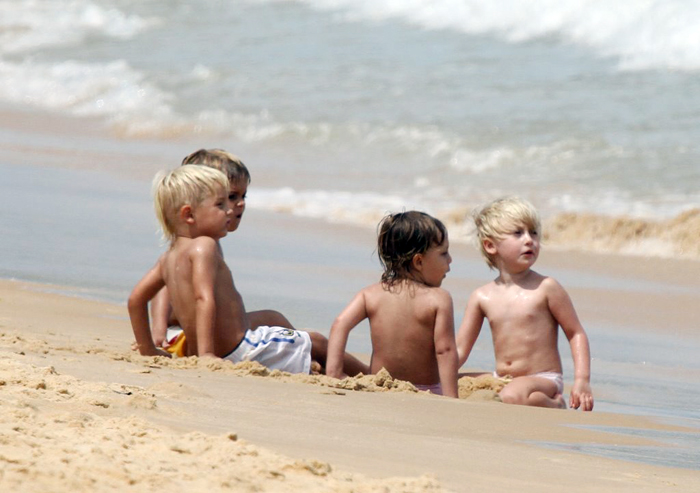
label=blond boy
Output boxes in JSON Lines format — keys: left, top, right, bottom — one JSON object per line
{"left": 128, "top": 165, "right": 366, "bottom": 375}
{"left": 149, "top": 149, "right": 293, "bottom": 350}
{"left": 456, "top": 197, "right": 593, "bottom": 410}
{"left": 327, "top": 211, "right": 458, "bottom": 398}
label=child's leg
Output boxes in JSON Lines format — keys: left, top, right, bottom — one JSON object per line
{"left": 499, "top": 376, "right": 566, "bottom": 409}
{"left": 307, "top": 331, "right": 369, "bottom": 377}
{"left": 247, "top": 309, "right": 294, "bottom": 330}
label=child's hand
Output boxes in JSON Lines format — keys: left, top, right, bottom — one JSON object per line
{"left": 155, "top": 348, "right": 172, "bottom": 358}
{"left": 569, "top": 380, "right": 594, "bottom": 411}
{"left": 327, "top": 369, "right": 348, "bottom": 380}
{"left": 131, "top": 341, "right": 172, "bottom": 358}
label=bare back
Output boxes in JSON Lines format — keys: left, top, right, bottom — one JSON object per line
{"left": 160, "top": 236, "right": 249, "bottom": 357}
{"left": 363, "top": 281, "right": 450, "bottom": 386}
{"left": 476, "top": 271, "right": 563, "bottom": 377}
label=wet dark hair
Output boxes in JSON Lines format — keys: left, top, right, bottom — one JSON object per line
{"left": 377, "top": 211, "right": 447, "bottom": 287}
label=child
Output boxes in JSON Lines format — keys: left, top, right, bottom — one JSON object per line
{"left": 129, "top": 165, "right": 367, "bottom": 376}
{"left": 149, "top": 149, "right": 294, "bottom": 352}
{"left": 456, "top": 197, "right": 594, "bottom": 410}
{"left": 326, "top": 211, "right": 459, "bottom": 398}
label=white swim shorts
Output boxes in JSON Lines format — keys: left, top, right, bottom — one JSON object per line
{"left": 223, "top": 326, "right": 312, "bottom": 374}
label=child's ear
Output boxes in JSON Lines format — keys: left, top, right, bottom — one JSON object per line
{"left": 180, "top": 204, "right": 195, "bottom": 224}
{"left": 483, "top": 238, "right": 497, "bottom": 255}
{"left": 411, "top": 253, "right": 424, "bottom": 272}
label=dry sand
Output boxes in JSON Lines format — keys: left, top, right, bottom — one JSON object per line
{"left": 1, "top": 279, "right": 699, "bottom": 492}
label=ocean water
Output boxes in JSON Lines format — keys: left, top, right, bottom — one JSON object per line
{"left": 2, "top": 0, "right": 700, "bottom": 469}
{"left": 2, "top": 0, "right": 700, "bottom": 239}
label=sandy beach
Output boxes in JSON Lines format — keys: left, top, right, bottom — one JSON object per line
{"left": 1, "top": 277, "right": 699, "bottom": 492}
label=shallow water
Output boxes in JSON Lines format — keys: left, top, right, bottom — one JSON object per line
{"left": 537, "top": 425, "right": 700, "bottom": 471}
{"left": 2, "top": 0, "right": 699, "bottom": 234}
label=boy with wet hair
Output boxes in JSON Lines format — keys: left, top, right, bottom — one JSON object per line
{"left": 327, "top": 211, "right": 458, "bottom": 397}
{"left": 456, "top": 196, "right": 594, "bottom": 410}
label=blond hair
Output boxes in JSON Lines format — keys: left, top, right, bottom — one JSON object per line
{"left": 181, "top": 148, "right": 250, "bottom": 184}
{"left": 153, "top": 165, "right": 229, "bottom": 243}
{"left": 473, "top": 196, "right": 541, "bottom": 269}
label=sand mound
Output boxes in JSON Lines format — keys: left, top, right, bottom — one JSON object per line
{"left": 0, "top": 352, "right": 446, "bottom": 492}
{"left": 458, "top": 374, "right": 508, "bottom": 401}
{"left": 544, "top": 208, "right": 700, "bottom": 258}
{"left": 441, "top": 205, "right": 700, "bottom": 259}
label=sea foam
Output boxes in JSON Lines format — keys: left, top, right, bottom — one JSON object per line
{"left": 0, "top": 0, "right": 154, "bottom": 55}
{"left": 289, "top": 0, "right": 700, "bottom": 71}
{"left": 0, "top": 59, "right": 174, "bottom": 123}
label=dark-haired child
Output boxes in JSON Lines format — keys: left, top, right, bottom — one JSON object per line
{"left": 326, "top": 211, "right": 458, "bottom": 397}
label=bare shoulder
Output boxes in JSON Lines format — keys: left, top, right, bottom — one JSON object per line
{"left": 185, "top": 236, "right": 220, "bottom": 257}
{"left": 154, "top": 250, "right": 167, "bottom": 268}
{"left": 352, "top": 282, "right": 383, "bottom": 306}
{"left": 471, "top": 281, "right": 496, "bottom": 300}
{"left": 360, "top": 282, "right": 385, "bottom": 299}
{"left": 424, "top": 285, "right": 453, "bottom": 309}
{"left": 538, "top": 274, "right": 566, "bottom": 293}
{"left": 362, "top": 282, "right": 384, "bottom": 294}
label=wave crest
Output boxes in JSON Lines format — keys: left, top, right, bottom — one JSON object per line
{"left": 292, "top": 0, "right": 700, "bottom": 71}
{"left": 0, "top": 0, "right": 155, "bottom": 54}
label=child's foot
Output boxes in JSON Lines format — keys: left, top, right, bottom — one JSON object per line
{"left": 554, "top": 394, "right": 567, "bottom": 409}
{"left": 310, "top": 360, "right": 324, "bottom": 375}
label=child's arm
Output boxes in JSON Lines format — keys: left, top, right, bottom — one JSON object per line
{"left": 455, "top": 290, "right": 485, "bottom": 368}
{"left": 190, "top": 238, "right": 221, "bottom": 358}
{"left": 150, "top": 286, "right": 172, "bottom": 347}
{"left": 546, "top": 278, "right": 594, "bottom": 411}
{"left": 327, "top": 291, "right": 368, "bottom": 379}
{"left": 434, "top": 290, "right": 458, "bottom": 398}
{"left": 128, "top": 261, "right": 171, "bottom": 358}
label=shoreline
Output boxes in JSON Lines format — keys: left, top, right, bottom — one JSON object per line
{"left": 2, "top": 103, "right": 700, "bottom": 263}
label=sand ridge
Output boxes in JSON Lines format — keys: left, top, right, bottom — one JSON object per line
{"left": 1, "top": 330, "right": 504, "bottom": 401}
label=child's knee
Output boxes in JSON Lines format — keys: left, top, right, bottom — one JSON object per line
{"left": 269, "top": 310, "right": 293, "bottom": 329}
{"left": 308, "top": 331, "right": 327, "bottom": 345}
{"left": 499, "top": 386, "right": 527, "bottom": 405}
